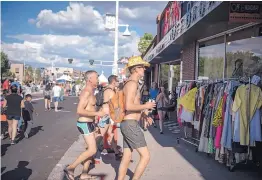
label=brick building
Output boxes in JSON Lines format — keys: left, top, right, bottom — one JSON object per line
{"left": 143, "top": 1, "right": 262, "bottom": 92}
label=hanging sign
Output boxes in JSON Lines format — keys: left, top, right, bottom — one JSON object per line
{"left": 144, "top": 1, "right": 222, "bottom": 62}
{"left": 160, "top": 2, "right": 182, "bottom": 40}
{"left": 105, "top": 14, "right": 116, "bottom": 31}
{"left": 229, "top": 2, "right": 262, "bottom": 23}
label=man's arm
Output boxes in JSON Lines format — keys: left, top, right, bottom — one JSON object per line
{"left": 77, "top": 90, "right": 101, "bottom": 117}
{"left": 125, "top": 81, "right": 152, "bottom": 111}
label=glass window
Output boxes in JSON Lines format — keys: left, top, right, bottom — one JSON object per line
{"left": 15, "top": 68, "right": 19, "bottom": 73}
{"left": 159, "top": 64, "right": 169, "bottom": 89}
{"left": 198, "top": 36, "right": 225, "bottom": 79}
{"left": 226, "top": 26, "right": 262, "bottom": 78}
{"left": 159, "top": 64, "right": 180, "bottom": 90}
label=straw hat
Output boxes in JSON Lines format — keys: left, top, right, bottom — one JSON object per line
{"left": 125, "top": 56, "right": 150, "bottom": 69}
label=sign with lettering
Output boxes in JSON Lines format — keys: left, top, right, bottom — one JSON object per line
{"left": 229, "top": 2, "right": 262, "bottom": 22}
{"left": 144, "top": 1, "right": 222, "bottom": 62}
{"left": 160, "top": 1, "right": 182, "bottom": 40}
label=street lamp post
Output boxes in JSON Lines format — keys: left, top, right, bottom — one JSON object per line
{"left": 113, "top": 0, "right": 119, "bottom": 76}
{"left": 106, "top": 1, "right": 131, "bottom": 76}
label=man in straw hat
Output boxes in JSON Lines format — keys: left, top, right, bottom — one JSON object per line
{"left": 118, "top": 56, "right": 156, "bottom": 180}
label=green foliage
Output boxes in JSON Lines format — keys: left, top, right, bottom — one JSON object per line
{"left": 1, "top": 52, "right": 10, "bottom": 75}
{"left": 35, "top": 68, "right": 42, "bottom": 82}
{"left": 138, "top": 33, "right": 154, "bottom": 55}
{"left": 1, "top": 52, "right": 15, "bottom": 79}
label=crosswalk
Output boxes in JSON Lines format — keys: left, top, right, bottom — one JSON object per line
{"left": 163, "top": 121, "right": 180, "bottom": 134}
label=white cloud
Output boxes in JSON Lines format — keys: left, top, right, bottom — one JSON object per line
{"left": 2, "top": 31, "right": 140, "bottom": 68}
{"left": 32, "top": 2, "right": 106, "bottom": 35}
{"left": 30, "top": 2, "right": 166, "bottom": 35}
{"left": 2, "top": 1, "right": 167, "bottom": 76}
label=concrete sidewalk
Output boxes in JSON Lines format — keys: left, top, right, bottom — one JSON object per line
{"left": 48, "top": 122, "right": 260, "bottom": 180}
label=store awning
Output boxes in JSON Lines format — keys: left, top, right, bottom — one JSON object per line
{"left": 145, "top": 1, "right": 227, "bottom": 64}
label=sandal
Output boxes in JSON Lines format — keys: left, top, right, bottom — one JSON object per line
{"left": 64, "top": 165, "right": 74, "bottom": 180}
{"left": 79, "top": 175, "right": 98, "bottom": 180}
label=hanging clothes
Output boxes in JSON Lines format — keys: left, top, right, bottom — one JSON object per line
{"left": 232, "top": 84, "right": 262, "bottom": 146}
{"left": 178, "top": 87, "right": 198, "bottom": 112}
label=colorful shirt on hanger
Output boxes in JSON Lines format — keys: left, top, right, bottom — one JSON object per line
{"left": 232, "top": 84, "right": 262, "bottom": 146}
{"left": 178, "top": 87, "right": 198, "bottom": 112}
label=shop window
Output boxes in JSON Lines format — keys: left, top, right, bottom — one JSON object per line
{"left": 159, "top": 64, "right": 180, "bottom": 90}
{"left": 226, "top": 25, "right": 262, "bottom": 78}
{"left": 198, "top": 36, "right": 225, "bottom": 79}
{"left": 159, "top": 64, "right": 169, "bottom": 88}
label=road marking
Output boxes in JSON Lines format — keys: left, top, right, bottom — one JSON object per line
{"left": 32, "top": 98, "right": 44, "bottom": 101}
{"left": 58, "top": 110, "right": 71, "bottom": 112}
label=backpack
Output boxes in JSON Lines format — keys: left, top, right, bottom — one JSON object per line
{"left": 108, "top": 90, "right": 125, "bottom": 123}
{"left": 108, "top": 80, "right": 137, "bottom": 123}
{"left": 95, "top": 86, "right": 113, "bottom": 108}
{"left": 95, "top": 86, "right": 105, "bottom": 107}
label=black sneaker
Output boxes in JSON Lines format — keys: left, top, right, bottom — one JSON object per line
{"left": 160, "top": 131, "right": 163, "bottom": 134}
{"left": 11, "top": 140, "right": 16, "bottom": 145}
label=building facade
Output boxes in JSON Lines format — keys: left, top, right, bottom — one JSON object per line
{"left": 10, "top": 63, "right": 24, "bottom": 81}
{"left": 143, "top": 1, "right": 262, "bottom": 91}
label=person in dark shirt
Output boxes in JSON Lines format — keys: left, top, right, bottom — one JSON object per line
{"left": 3, "top": 85, "right": 24, "bottom": 145}
{"left": 22, "top": 94, "right": 37, "bottom": 138}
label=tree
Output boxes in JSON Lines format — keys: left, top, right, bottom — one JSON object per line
{"left": 35, "top": 68, "right": 42, "bottom": 82}
{"left": 1, "top": 52, "right": 10, "bottom": 78}
{"left": 25, "top": 65, "right": 34, "bottom": 82}
{"left": 138, "top": 33, "right": 154, "bottom": 55}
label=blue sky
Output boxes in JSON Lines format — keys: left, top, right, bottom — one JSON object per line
{"left": 1, "top": 1, "right": 167, "bottom": 77}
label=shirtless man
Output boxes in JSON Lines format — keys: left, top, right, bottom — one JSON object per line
{"left": 118, "top": 56, "right": 156, "bottom": 180}
{"left": 64, "top": 70, "right": 105, "bottom": 180}
{"left": 98, "top": 75, "right": 123, "bottom": 160}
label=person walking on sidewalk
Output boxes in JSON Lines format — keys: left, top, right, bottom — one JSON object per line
{"left": 22, "top": 94, "right": 38, "bottom": 138}
{"left": 156, "top": 86, "right": 169, "bottom": 134}
{"left": 118, "top": 56, "right": 156, "bottom": 180}
{"left": 52, "top": 82, "right": 62, "bottom": 112}
{"left": 64, "top": 70, "right": 105, "bottom": 180}
{"left": 99, "top": 75, "right": 123, "bottom": 160}
{"left": 3, "top": 85, "right": 24, "bottom": 145}
{"left": 44, "top": 82, "right": 52, "bottom": 111}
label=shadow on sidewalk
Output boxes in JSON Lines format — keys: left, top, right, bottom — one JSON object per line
{"left": 1, "top": 144, "right": 11, "bottom": 156}
{"left": 16, "top": 125, "right": 44, "bottom": 143}
{"left": 100, "top": 153, "right": 134, "bottom": 180}
{"left": 1, "top": 161, "right": 32, "bottom": 180}
{"left": 147, "top": 122, "right": 261, "bottom": 180}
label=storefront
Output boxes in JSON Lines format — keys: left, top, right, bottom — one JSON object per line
{"left": 143, "top": 1, "right": 262, "bottom": 91}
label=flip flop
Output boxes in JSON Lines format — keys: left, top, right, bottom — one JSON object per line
{"left": 64, "top": 165, "right": 74, "bottom": 180}
{"left": 79, "top": 175, "right": 99, "bottom": 180}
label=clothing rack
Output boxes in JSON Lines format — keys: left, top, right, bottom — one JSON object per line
{"left": 228, "top": 77, "right": 260, "bottom": 172}
{"left": 177, "top": 80, "right": 202, "bottom": 152}
{"left": 177, "top": 77, "right": 262, "bottom": 172}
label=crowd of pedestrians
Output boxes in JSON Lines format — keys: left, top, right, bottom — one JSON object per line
{"left": 63, "top": 56, "right": 179, "bottom": 180}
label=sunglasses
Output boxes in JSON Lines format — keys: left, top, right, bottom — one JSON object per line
{"left": 136, "top": 66, "right": 145, "bottom": 69}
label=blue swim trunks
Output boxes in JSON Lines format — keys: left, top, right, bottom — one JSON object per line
{"left": 98, "top": 115, "right": 110, "bottom": 128}
{"left": 77, "top": 121, "right": 95, "bottom": 135}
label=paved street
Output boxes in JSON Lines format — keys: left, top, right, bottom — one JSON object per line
{"left": 1, "top": 96, "right": 79, "bottom": 180}
{"left": 1, "top": 96, "right": 261, "bottom": 180}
